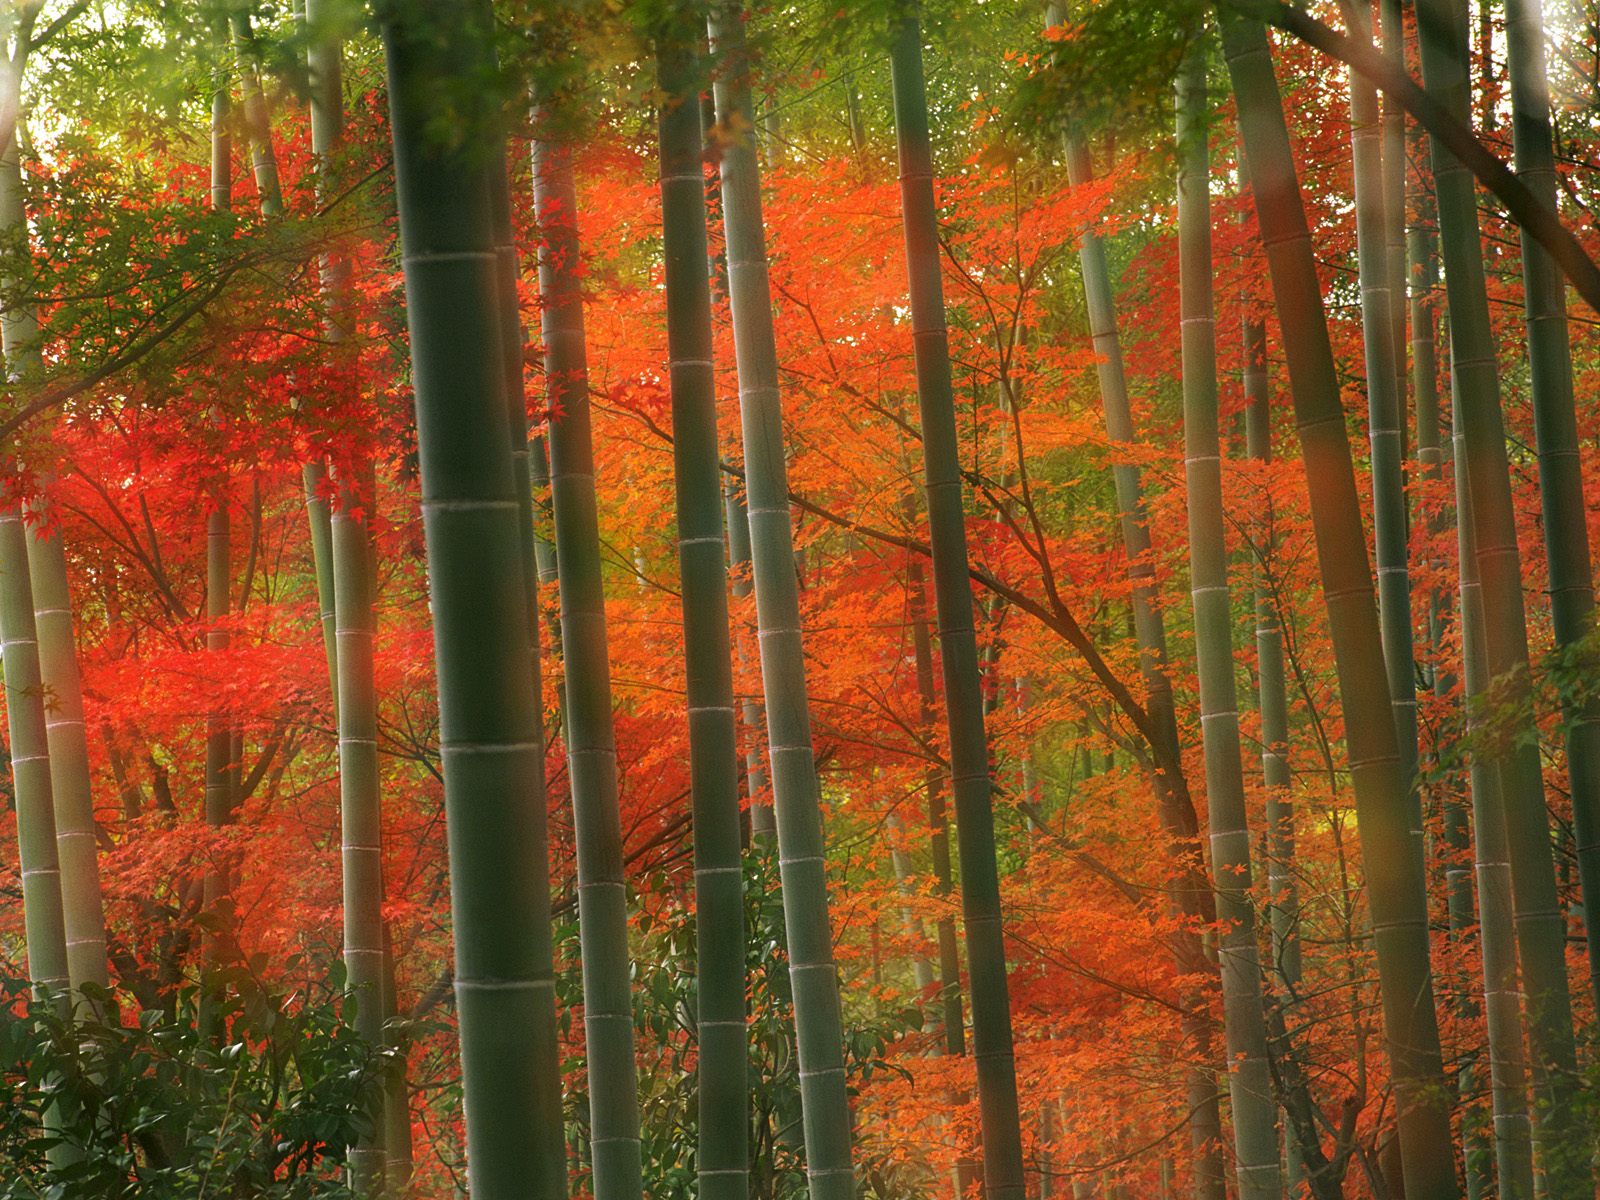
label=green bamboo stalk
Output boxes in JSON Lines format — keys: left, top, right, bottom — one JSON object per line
{"left": 1409, "top": 205, "right": 1476, "bottom": 932}
{"left": 906, "top": 543, "right": 966, "bottom": 1055}
{"left": 0, "top": 509, "right": 71, "bottom": 1011}
{"left": 1348, "top": 0, "right": 1422, "bottom": 828}
{"left": 1216, "top": 10, "right": 1460, "bottom": 1198}
{"left": 655, "top": 25, "right": 751, "bottom": 1200}
{"left": 1174, "top": 53, "right": 1279, "bottom": 1200}
{"left": 530, "top": 103, "right": 642, "bottom": 1200}
{"left": 379, "top": 2, "right": 563, "bottom": 1192}
{"left": 234, "top": 5, "right": 340, "bottom": 706}
{"left": 1051, "top": 22, "right": 1224, "bottom": 1188}
{"left": 331, "top": 479, "right": 390, "bottom": 1196}
{"left": 303, "top": 6, "right": 409, "bottom": 1188}
{"left": 204, "top": 63, "right": 236, "bottom": 958}
{"left": 1413, "top": 4, "right": 1589, "bottom": 1191}
{"left": 232, "top": 12, "right": 284, "bottom": 218}
{"left": 1242, "top": 316, "right": 1303, "bottom": 1196}
{"left": 1379, "top": 0, "right": 1409, "bottom": 424}
{"left": 1242, "top": 320, "right": 1300, "bottom": 991}
{"left": 1451, "top": 368, "right": 1536, "bottom": 1200}
{"left": 889, "top": 10, "right": 1025, "bottom": 1196}
{"left": 0, "top": 127, "right": 109, "bottom": 1000}
{"left": 1411, "top": 196, "right": 1488, "bottom": 1200}
{"left": 1503, "top": 0, "right": 1600, "bottom": 1014}
{"left": 22, "top": 528, "right": 108, "bottom": 999}
{"left": 484, "top": 130, "right": 571, "bottom": 1200}
{"left": 723, "top": 481, "right": 772, "bottom": 839}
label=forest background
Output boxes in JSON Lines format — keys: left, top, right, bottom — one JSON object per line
{"left": 2, "top": 0, "right": 1599, "bottom": 1198}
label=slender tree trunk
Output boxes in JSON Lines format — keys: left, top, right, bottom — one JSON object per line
{"left": 1217, "top": 10, "right": 1460, "bottom": 1198}
{"left": 483, "top": 119, "right": 573, "bottom": 1200}
{"left": 0, "top": 123, "right": 110, "bottom": 1001}
{"left": 304, "top": 6, "right": 409, "bottom": 1189}
{"left": 0, "top": 508, "right": 71, "bottom": 1012}
{"left": 532, "top": 115, "right": 631, "bottom": 1200}
{"left": 1349, "top": 0, "right": 1422, "bottom": 832}
{"left": 889, "top": 10, "right": 1026, "bottom": 1196}
{"left": 1503, "top": 0, "right": 1600, "bottom": 1014}
{"left": 1380, "top": 0, "right": 1409, "bottom": 425}
{"left": 708, "top": 7, "right": 863, "bottom": 1196}
{"left": 907, "top": 544, "right": 966, "bottom": 1055}
{"left": 1452, "top": 371, "right": 1536, "bottom": 1200}
{"left": 1409, "top": 188, "right": 1489, "bottom": 1200}
{"left": 1414, "top": 5, "right": 1589, "bottom": 1191}
{"left": 379, "top": 3, "right": 564, "bottom": 1193}
{"left": 235, "top": 8, "right": 339, "bottom": 702}
{"left": 723, "top": 482, "right": 772, "bottom": 839}
{"left": 1052, "top": 21, "right": 1225, "bottom": 1193}
{"left": 885, "top": 813, "right": 936, "bottom": 995}
{"left": 1243, "top": 317, "right": 1303, "bottom": 1197}
{"left": 204, "top": 64, "right": 236, "bottom": 965}
{"left": 654, "top": 25, "right": 750, "bottom": 1200}
{"left": 1175, "top": 51, "right": 1279, "bottom": 1200}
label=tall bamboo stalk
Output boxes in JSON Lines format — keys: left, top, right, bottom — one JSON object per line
{"left": 1504, "top": 0, "right": 1600, "bottom": 1013}
{"left": 1175, "top": 51, "right": 1279, "bottom": 1200}
{"left": 1216, "top": 10, "right": 1460, "bottom": 1198}
{"left": 233, "top": 7, "right": 339, "bottom": 700}
{"left": 1052, "top": 21, "right": 1224, "bottom": 1190}
{"left": 1242, "top": 315, "right": 1303, "bottom": 1195}
{"left": 204, "top": 54, "right": 236, "bottom": 957}
{"left": 656, "top": 24, "right": 751, "bottom": 1200}
{"left": 530, "top": 119, "right": 632, "bottom": 1200}
{"left": 483, "top": 124, "right": 572, "bottom": 1200}
{"left": 531, "top": 93, "right": 642, "bottom": 1200}
{"left": 1413, "top": 4, "right": 1588, "bottom": 1189}
{"left": 1379, "top": 0, "right": 1409, "bottom": 422}
{"left": 723, "top": 482, "right": 772, "bottom": 839}
{"left": 1411, "top": 196, "right": 1488, "bottom": 1200}
{"left": 1452, "top": 375, "right": 1535, "bottom": 1200}
{"left": 889, "top": 9, "right": 1025, "bottom": 1195}
{"left": 0, "top": 123, "right": 109, "bottom": 1000}
{"left": 303, "top": 4, "right": 409, "bottom": 1188}
{"left": 906, "top": 543, "right": 966, "bottom": 1054}
{"left": 1349, "top": 0, "right": 1421, "bottom": 832}
{"left": 707, "top": 6, "right": 864, "bottom": 1195}
{"left": 0, "top": 510, "right": 70, "bottom": 1013}
{"left": 379, "top": 2, "right": 563, "bottom": 1191}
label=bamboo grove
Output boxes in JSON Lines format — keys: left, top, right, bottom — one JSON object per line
{"left": 5, "top": 0, "right": 1600, "bottom": 1196}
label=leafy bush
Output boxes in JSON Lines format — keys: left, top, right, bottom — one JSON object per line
{"left": 0, "top": 961, "right": 388, "bottom": 1199}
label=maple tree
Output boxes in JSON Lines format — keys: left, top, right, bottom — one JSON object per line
{"left": 2, "top": 0, "right": 1600, "bottom": 1198}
